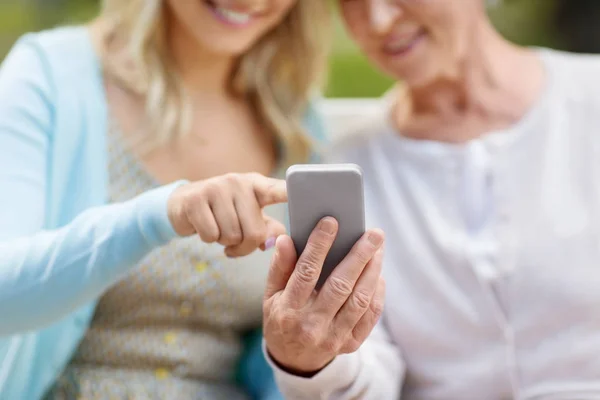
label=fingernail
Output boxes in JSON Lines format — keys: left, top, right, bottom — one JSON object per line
{"left": 319, "top": 217, "right": 336, "bottom": 234}
{"left": 264, "top": 237, "right": 276, "bottom": 250}
{"left": 368, "top": 231, "right": 383, "bottom": 247}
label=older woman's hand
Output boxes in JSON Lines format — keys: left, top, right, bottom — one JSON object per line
{"left": 167, "top": 173, "right": 287, "bottom": 258}
{"left": 263, "top": 217, "right": 385, "bottom": 375}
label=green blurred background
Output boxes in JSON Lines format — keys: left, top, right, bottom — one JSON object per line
{"left": 0, "top": 0, "right": 597, "bottom": 97}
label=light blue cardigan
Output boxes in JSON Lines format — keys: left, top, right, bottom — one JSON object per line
{"left": 0, "top": 26, "right": 324, "bottom": 399}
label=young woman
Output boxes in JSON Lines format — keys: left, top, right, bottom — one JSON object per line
{"left": 264, "top": 0, "right": 600, "bottom": 398}
{"left": 0, "top": 0, "right": 330, "bottom": 398}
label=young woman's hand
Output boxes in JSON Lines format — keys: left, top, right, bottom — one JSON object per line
{"left": 167, "top": 173, "right": 287, "bottom": 257}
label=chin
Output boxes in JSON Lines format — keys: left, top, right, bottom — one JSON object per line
{"left": 395, "top": 68, "right": 437, "bottom": 88}
{"left": 378, "top": 56, "right": 440, "bottom": 88}
{"left": 369, "top": 34, "right": 446, "bottom": 88}
{"left": 198, "top": 38, "right": 256, "bottom": 58}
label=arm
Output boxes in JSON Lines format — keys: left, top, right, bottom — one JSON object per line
{"left": 266, "top": 321, "right": 405, "bottom": 399}
{"left": 0, "top": 36, "right": 183, "bottom": 335}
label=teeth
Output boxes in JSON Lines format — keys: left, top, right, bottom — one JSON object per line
{"left": 214, "top": 6, "right": 252, "bottom": 24}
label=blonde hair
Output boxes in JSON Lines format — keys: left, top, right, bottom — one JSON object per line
{"left": 99, "top": 0, "right": 331, "bottom": 165}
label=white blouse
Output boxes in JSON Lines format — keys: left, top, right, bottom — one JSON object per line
{"left": 268, "top": 48, "right": 600, "bottom": 399}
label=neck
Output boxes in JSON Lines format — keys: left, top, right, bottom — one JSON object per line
{"left": 399, "top": 18, "right": 544, "bottom": 138}
{"left": 167, "top": 16, "right": 235, "bottom": 97}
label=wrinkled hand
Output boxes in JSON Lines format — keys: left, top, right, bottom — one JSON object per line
{"left": 167, "top": 173, "right": 287, "bottom": 258}
{"left": 263, "top": 217, "right": 386, "bottom": 375}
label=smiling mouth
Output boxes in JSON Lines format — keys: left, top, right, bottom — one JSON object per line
{"left": 205, "top": 0, "right": 258, "bottom": 26}
{"left": 382, "top": 29, "right": 426, "bottom": 56}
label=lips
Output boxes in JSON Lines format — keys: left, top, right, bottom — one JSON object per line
{"left": 205, "top": 0, "right": 262, "bottom": 26}
{"left": 382, "top": 28, "right": 426, "bottom": 56}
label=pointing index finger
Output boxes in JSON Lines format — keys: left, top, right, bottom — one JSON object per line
{"left": 252, "top": 176, "right": 287, "bottom": 207}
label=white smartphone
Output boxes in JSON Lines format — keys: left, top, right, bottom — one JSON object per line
{"left": 286, "top": 163, "right": 366, "bottom": 290}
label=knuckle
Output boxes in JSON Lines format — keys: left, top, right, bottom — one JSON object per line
{"left": 245, "top": 172, "right": 261, "bottom": 181}
{"left": 300, "top": 240, "right": 329, "bottom": 265}
{"left": 181, "top": 190, "right": 195, "bottom": 214}
{"left": 201, "top": 229, "right": 219, "bottom": 243}
{"left": 304, "top": 243, "right": 326, "bottom": 262}
{"left": 217, "top": 173, "right": 239, "bottom": 191}
{"left": 320, "top": 337, "right": 341, "bottom": 354}
{"left": 328, "top": 276, "right": 354, "bottom": 299}
{"left": 352, "top": 326, "right": 369, "bottom": 347}
{"left": 220, "top": 233, "right": 241, "bottom": 246}
{"left": 278, "top": 310, "right": 298, "bottom": 330}
{"left": 224, "top": 172, "right": 240, "bottom": 181}
{"left": 202, "top": 179, "right": 219, "bottom": 193}
{"left": 298, "top": 321, "right": 320, "bottom": 344}
{"left": 370, "top": 299, "right": 385, "bottom": 319}
{"left": 222, "top": 173, "right": 242, "bottom": 188}
{"left": 341, "top": 340, "right": 361, "bottom": 354}
{"left": 295, "top": 248, "right": 323, "bottom": 280}
{"left": 228, "top": 230, "right": 243, "bottom": 244}
{"left": 202, "top": 183, "right": 221, "bottom": 202}
{"left": 294, "top": 260, "right": 320, "bottom": 284}
{"left": 246, "top": 227, "right": 267, "bottom": 245}
{"left": 351, "top": 289, "right": 372, "bottom": 311}
{"left": 351, "top": 321, "right": 371, "bottom": 345}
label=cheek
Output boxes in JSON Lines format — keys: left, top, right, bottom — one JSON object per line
{"left": 269, "top": 0, "right": 296, "bottom": 22}
{"left": 433, "top": 25, "right": 470, "bottom": 73}
{"left": 166, "top": 0, "right": 197, "bottom": 18}
{"left": 166, "top": 0, "right": 208, "bottom": 35}
{"left": 250, "top": 0, "right": 296, "bottom": 37}
{"left": 341, "top": 8, "right": 370, "bottom": 47}
{"left": 427, "top": 8, "right": 474, "bottom": 61}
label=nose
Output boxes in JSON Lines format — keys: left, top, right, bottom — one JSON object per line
{"left": 368, "top": 0, "right": 402, "bottom": 35}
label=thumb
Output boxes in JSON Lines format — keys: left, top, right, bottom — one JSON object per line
{"left": 266, "top": 216, "right": 287, "bottom": 239}
{"left": 258, "top": 216, "right": 287, "bottom": 251}
{"left": 252, "top": 176, "right": 287, "bottom": 207}
{"left": 264, "top": 235, "right": 297, "bottom": 300}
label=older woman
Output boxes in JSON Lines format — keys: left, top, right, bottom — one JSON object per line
{"left": 262, "top": 0, "right": 600, "bottom": 399}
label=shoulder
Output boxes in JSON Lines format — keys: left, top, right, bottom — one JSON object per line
{"left": 318, "top": 96, "right": 384, "bottom": 140}
{"left": 539, "top": 48, "right": 600, "bottom": 106}
{"left": 0, "top": 26, "right": 108, "bottom": 163}
{"left": 17, "top": 25, "right": 88, "bottom": 48}
{"left": 2, "top": 26, "right": 100, "bottom": 88}
{"left": 318, "top": 95, "right": 392, "bottom": 165}
{"left": 14, "top": 25, "right": 95, "bottom": 59}
{"left": 540, "top": 47, "right": 600, "bottom": 75}
{"left": 303, "top": 95, "right": 383, "bottom": 163}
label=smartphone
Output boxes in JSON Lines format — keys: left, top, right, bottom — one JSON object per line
{"left": 286, "top": 163, "right": 366, "bottom": 290}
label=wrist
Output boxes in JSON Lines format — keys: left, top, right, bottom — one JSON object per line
{"left": 134, "top": 180, "right": 190, "bottom": 246}
{"left": 267, "top": 348, "right": 334, "bottom": 378}
{"left": 167, "top": 182, "right": 193, "bottom": 236}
